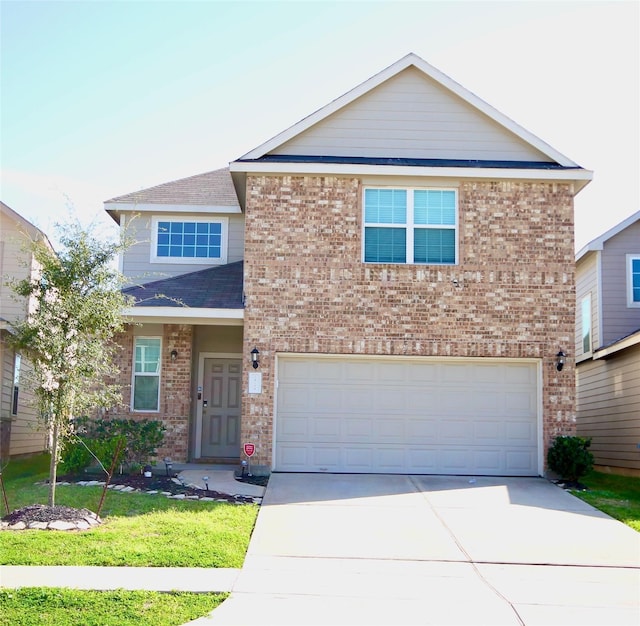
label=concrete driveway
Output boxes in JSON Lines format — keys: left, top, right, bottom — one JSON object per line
{"left": 201, "top": 474, "right": 640, "bottom": 626}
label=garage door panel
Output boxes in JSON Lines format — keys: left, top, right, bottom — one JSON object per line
{"left": 276, "top": 356, "right": 539, "bottom": 476}
{"left": 343, "top": 389, "right": 375, "bottom": 412}
{"left": 505, "top": 391, "right": 536, "bottom": 414}
{"left": 506, "top": 450, "right": 536, "bottom": 472}
{"left": 344, "top": 418, "right": 374, "bottom": 438}
{"left": 505, "top": 421, "right": 536, "bottom": 444}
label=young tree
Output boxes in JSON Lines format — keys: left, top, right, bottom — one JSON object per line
{"left": 6, "top": 222, "right": 131, "bottom": 506}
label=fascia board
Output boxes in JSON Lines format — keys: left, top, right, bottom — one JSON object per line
{"left": 238, "top": 52, "right": 580, "bottom": 167}
{"left": 593, "top": 331, "right": 640, "bottom": 359}
{"left": 230, "top": 160, "right": 593, "bottom": 191}
{"left": 104, "top": 202, "right": 241, "bottom": 214}
{"left": 123, "top": 307, "right": 244, "bottom": 326}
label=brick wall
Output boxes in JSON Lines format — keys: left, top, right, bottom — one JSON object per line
{"left": 242, "top": 175, "right": 576, "bottom": 470}
{"left": 111, "top": 324, "right": 193, "bottom": 463}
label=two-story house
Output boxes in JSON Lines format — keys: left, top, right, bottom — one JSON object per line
{"left": 0, "top": 201, "right": 51, "bottom": 460}
{"left": 105, "top": 53, "right": 592, "bottom": 476}
{"left": 575, "top": 210, "right": 640, "bottom": 476}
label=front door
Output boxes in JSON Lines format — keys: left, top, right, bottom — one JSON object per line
{"left": 201, "top": 358, "right": 241, "bottom": 458}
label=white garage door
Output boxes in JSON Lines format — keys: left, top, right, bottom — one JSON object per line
{"left": 275, "top": 356, "right": 540, "bottom": 476}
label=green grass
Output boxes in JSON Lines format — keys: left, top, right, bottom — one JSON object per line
{"left": 570, "top": 470, "right": 640, "bottom": 532}
{"left": 0, "top": 588, "right": 227, "bottom": 626}
{"left": 0, "top": 454, "right": 258, "bottom": 567}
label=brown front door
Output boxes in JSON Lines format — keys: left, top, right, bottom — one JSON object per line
{"left": 201, "top": 358, "right": 241, "bottom": 458}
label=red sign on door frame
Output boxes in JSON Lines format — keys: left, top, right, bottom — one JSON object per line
{"left": 243, "top": 443, "right": 256, "bottom": 457}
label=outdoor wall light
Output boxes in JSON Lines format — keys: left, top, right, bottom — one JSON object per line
{"left": 170, "top": 350, "right": 178, "bottom": 361}
{"left": 556, "top": 351, "right": 566, "bottom": 372}
{"left": 251, "top": 347, "right": 260, "bottom": 369}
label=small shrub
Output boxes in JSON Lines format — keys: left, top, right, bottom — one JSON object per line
{"left": 547, "top": 435, "right": 594, "bottom": 482}
{"left": 60, "top": 416, "right": 165, "bottom": 474}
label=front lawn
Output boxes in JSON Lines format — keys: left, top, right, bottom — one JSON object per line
{"left": 0, "top": 454, "right": 258, "bottom": 567}
{"left": 0, "top": 588, "right": 226, "bottom": 626}
{"left": 570, "top": 470, "right": 640, "bottom": 532}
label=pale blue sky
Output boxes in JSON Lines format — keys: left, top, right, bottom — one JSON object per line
{"left": 1, "top": 0, "right": 638, "bottom": 250}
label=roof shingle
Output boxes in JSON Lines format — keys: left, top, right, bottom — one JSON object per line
{"left": 123, "top": 261, "right": 244, "bottom": 309}
{"left": 106, "top": 167, "right": 239, "bottom": 206}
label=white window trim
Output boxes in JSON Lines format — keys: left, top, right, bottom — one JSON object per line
{"left": 627, "top": 254, "right": 640, "bottom": 308}
{"left": 131, "top": 336, "right": 162, "bottom": 413}
{"left": 362, "top": 187, "right": 458, "bottom": 265}
{"left": 150, "top": 216, "right": 229, "bottom": 265}
{"left": 581, "top": 294, "right": 592, "bottom": 357}
{"left": 11, "top": 353, "right": 21, "bottom": 416}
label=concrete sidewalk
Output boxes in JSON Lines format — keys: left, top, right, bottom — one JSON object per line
{"left": 0, "top": 566, "right": 239, "bottom": 593}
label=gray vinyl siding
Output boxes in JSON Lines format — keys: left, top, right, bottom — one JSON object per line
{"left": 600, "top": 221, "right": 640, "bottom": 345}
{"left": 576, "top": 343, "right": 640, "bottom": 472}
{"left": 575, "top": 252, "right": 600, "bottom": 360}
{"left": 0, "top": 337, "right": 46, "bottom": 457}
{"left": 274, "top": 67, "right": 553, "bottom": 162}
{"left": 0, "top": 214, "right": 31, "bottom": 324}
{"left": 121, "top": 213, "right": 245, "bottom": 285}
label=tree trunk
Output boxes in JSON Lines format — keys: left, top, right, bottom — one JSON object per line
{"left": 48, "top": 420, "right": 59, "bottom": 507}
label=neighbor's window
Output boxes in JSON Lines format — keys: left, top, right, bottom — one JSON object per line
{"left": 11, "top": 353, "right": 21, "bottom": 415}
{"left": 363, "top": 188, "right": 457, "bottom": 264}
{"left": 581, "top": 294, "right": 592, "bottom": 355}
{"left": 628, "top": 255, "right": 640, "bottom": 307}
{"left": 152, "top": 218, "right": 228, "bottom": 264}
{"left": 132, "top": 337, "right": 161, "bottom": 412}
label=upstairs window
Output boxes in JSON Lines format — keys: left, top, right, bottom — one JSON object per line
{"left": 132, "top": 337, "right": 161, "bottom": 412}
{"left": 628, "top": 255, "right": 640, "bottom": 307}
{"left": 363, "top": 188, "right": 457, "bottom": 264}
{"left": 152, "top": 217, "right": 228, "bottom": 264}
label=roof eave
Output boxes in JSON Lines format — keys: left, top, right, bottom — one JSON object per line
{"left": 576, "top": 209, "right": 640, "bottom": 262}
{"left": 123, "top": 306, "right": 244, "bottom": 326}
{"left": 593, "top": 329, "right": 640, "bottom": 360}
{"left": 230, "top": 160, "right": 593, "bottom": 192}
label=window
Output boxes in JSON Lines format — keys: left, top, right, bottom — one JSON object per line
{"left": 628, "top": 255, "right": 640, "bottom": 307}
{"left": 11, "top": 353, "right": 21, "bottom": 415}
{"left": 132, "top": 337, "right": 161, "bottom": 411}
{"left": 363, "top": 188, "right": 457, "bottom": 264}
{"left": 152, "top": 218, "right": 228, "bottom": 264}
{"left": 581, "top": 295, "right": 591, "bottom": 355}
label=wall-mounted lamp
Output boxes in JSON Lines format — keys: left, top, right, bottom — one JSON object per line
{"left": 170, "top": 350, "right": 178, "bottom": 361}
{"left": 556, "top": 351, "right": 566, "bottom": 372}
{"left": 251, "top": 347, "right": 260, "bottom": 369}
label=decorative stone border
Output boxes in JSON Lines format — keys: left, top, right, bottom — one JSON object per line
{"left": 1, "top": 478, "right": 262, "bottom": 532}
{"left": 1, "top": 511, "right": 101, "bottom": 531}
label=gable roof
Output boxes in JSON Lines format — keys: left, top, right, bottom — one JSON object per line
{"left": 105, "top": 168, "right": 240, "bottom": 223}
{"left": 0, "top": 201, "right": 53, "bottom": 249}
{"left": 230, "top": 53, "right": 592, "bottom": 203}
{"left": 237, "top": 53, "right": 581, "bottom": 167}
{"left": 576, "top": 209, "right": 640, "bottom": 261}
{"left": 122, "top": 260, "right": 244, "bottom": 310}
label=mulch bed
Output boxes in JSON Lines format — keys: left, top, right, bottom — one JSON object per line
{"left": 1, "top": 471, "right": 268, "bottom": 530}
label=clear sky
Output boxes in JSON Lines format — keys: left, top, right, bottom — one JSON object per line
{"left": 1, "top": 0, "right": 638, "bottom": 251}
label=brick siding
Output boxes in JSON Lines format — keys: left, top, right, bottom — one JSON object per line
{"left": 241, "top": 175, "right": 576, "bottom": 469}
{"left": 111, "top": 324, "right": 192, "bottom": 463}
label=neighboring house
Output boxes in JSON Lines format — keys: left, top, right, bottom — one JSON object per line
{"left": 575, "top": 210, "right": 640, "bottom": 476}
{"left": 105, "top": 53, "right": 592, "bottom": 476}
{"left": 0, "top": 201, "right": 51, "bottom": 460}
